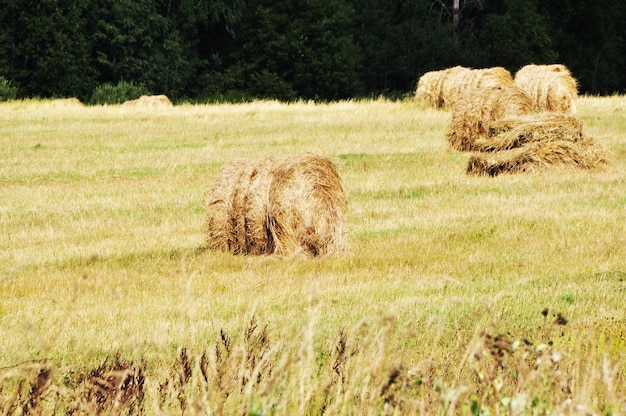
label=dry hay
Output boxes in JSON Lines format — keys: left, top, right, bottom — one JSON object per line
{"left": 122, "top": 94, "right": 173, "bottom": 107}
{"left": 444, "top": 66, "right": 515, "bottom": 108}
{"left": 415, "top": 66, "right": 513, "bottom": 109}
{"left": 473, "top": 113, "right": 584, "bottom": 152}
{"left": 205, "top": 154, "right": 347, "bottom": 257}
{"left": 466, "top": 139, "right": 611, "bottom": 176}
{"left": 446, "top": 85, "right": 534, "bottom": 151}
{"left": 514, "top": 64, "right": 578, "bottom": 114}
{"left": 415, "top": 66, "right": 465, "bottom": 108}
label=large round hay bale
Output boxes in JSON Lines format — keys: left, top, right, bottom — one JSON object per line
{"left": 205, "top": 154, "right": 347, "bottom": 257}
{"left": 446, "top": 85, "right": 534, "bottom": 151}
{"left": 473, "top": 113, "right": 584, "bottom": 152}
{"left": 122, "top": 94, "right": 173, "bottom": 107}
{"left": 267, "top": 154, "right": 348, "bottom": 257}
{"left": 466, "top": 139, "right": 611, "bottom": 176}
{"left": 514, "top": 64, "right": 578, "bottom": 114}
{"left": 444, "top": 67, "right": 514, "bottom": 108}
{"left": 415, "top": 66, "right": 513, "bottom": 109}
{"left": 415, "top": 66, "right": 467, "bottom": 108}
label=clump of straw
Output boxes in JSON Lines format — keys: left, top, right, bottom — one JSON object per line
{"left": 466, "top": 139, "right": 611, "bottom": 176}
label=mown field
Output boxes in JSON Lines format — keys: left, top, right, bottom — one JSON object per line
{"left": 1, "top": 96, "right": 625, "bottom": 414}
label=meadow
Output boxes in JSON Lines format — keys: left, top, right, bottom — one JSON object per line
{"left": 1, "top": 96, "right": 625, "bottom": 414}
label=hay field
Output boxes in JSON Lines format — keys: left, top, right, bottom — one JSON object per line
{"left": 1, "top": 97, "right": 625, "bottom": 414}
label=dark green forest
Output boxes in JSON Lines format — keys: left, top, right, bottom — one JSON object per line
{"left": 1, "top": 0, "right": 624, "bottom": 102}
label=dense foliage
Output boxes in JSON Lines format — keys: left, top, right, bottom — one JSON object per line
{"left": 0, "top": 0, "right": 624, "bottom": 101}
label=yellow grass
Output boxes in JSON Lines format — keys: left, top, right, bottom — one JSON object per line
{"left": 0, "top": 96, "right": 625, "bottom": 413}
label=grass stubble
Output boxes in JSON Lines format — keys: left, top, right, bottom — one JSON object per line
{"left": 0, "top": 96, "right": 625, "bottom": 414}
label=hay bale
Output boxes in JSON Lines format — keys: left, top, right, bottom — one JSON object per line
{"left": 474, "top": 113, "right": 584, "bottom": 151}
{"left": 47, "top": 97, "right": 84, "bottom": 107}
{"left": 122, "top": 95, "right": 173, "bottom": 107}
{"left": 446, "top": 85, "right": 534, "bottom": 151}
{"left": 444, "top": 66, "right": 514, "bottom": 108}
{"left": 205, "top": 154, "right": 347, "bottom": 257}
{"left": 415, "top": 66, "right": 513, "bottom": 109}
{"left": 415, "top": 66, "right": 466, "bottom": 108}
{"left": 466, "top": 139, "right": 611, "bottom": 176}
{"left": 514, "top": 64, "right": 578, "bottom": 114}
{"left": 267, "top": 154, "right": 348, "bottom": 256}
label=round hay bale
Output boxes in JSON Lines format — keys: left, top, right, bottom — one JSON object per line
{"left": 415, "top": 66, "right": 468, "bottom": 108}
{"left": 474, "top": 113, "right": 584, "bottom": 152}
{"left": 205, "top": 154, "right": 347, "bottom": 257}
{"left": 267, "top": 154, "right": 348, "bottom": 257}
{"left": 439, "top": 66, "right": 514, "bottom": 109}
{"left": 514, "top": 64, "right": 578, "bottom": 114}
{"left": 446, "top": 85, "right": 534, "bottom": 151}
{"left": 122, "top": 94, "right": 173, "bottom": 107}
{"left": 466, "top": 139, "right": 611, "bottom": 176}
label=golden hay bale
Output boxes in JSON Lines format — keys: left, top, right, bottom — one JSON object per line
{"left": 267, "top": 154, "right": 348, "bottom": 256}
{"left": 514, "top": 64, "right": 578, "bottom": 114}
{"left": 122, "top": 94, "right": 173, "bottom": 107}
{"left": 415, "top": 66, "right": 467, "bottom": 108}
{"left": 473, "top": 113, "right": 584, "bottom": 151}
{"left": 415, "top": 66, "right": 513, "bottom": 109}
{"left": 466, "top": 139, "right": 611, "bottom": 176}
{"left": 444, "top": 66, "right": 514, "bottom": 108}
{"left": 205, "top": 154, "right": 347, "bottom": 257}
{"left": 446, "top": 85, "right": 534, "bottom": 151}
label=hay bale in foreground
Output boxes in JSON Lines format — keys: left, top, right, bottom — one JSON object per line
{"left": 205, "top": 154, "right": 347, "bottom": 257}
{"left": 268, "top": 154, "right": 348, "bottom": 256}
{"left": 415, "top": 66, "right": 514, "bottom": 109}
{"left": 514, "top": 64, "right": 578, "bottom": 114}
{"left": 466, "top": 139, "right": 611, "bottom": 176}
{"left": 122, "top": 95, "right": 173, "bottom": 107}
{"left": 446, "top": 85, "right": 534, "bottom": 151}
{"left": 473, "top": 113, "right": 584, "bottom": 152}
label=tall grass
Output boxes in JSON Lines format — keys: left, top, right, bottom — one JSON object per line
{"left": 1, "top": 96, "right": 625, "bottom": 414}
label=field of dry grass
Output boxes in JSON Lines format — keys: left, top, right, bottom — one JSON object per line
{"left": 1, "top": 96, "right": 625, "bottom": 414}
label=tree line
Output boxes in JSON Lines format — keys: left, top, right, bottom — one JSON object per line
{"left": 1, "top": 0, "right": 624, "bottom": 102}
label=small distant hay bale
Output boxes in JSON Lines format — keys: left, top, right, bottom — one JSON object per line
{"left": 446, "top": 85, "right": 534, "bottom": 151}
{"left": 514, "top": 64, "right": 578, "bottom": 114}
{"left": 474, "top": 113, "right": 584, "bottom": 152}
{"left": 415, "top": 66, "right": 514, "bottom": 109}
{"left": 47, "top": 97, "right": 84, "bottom": 107}
{"left": 466, "top": 139, "right": 611, "bottom": 176}
{"left": 205, "top": 154, "right": 347, "bottom": 257}
{"left": 122, "top": 94, "right": 173, "bottom": 107}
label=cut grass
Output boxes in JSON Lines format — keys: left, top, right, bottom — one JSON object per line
{"left": 0, "top": 96, "right": 625, "bottom": 414}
